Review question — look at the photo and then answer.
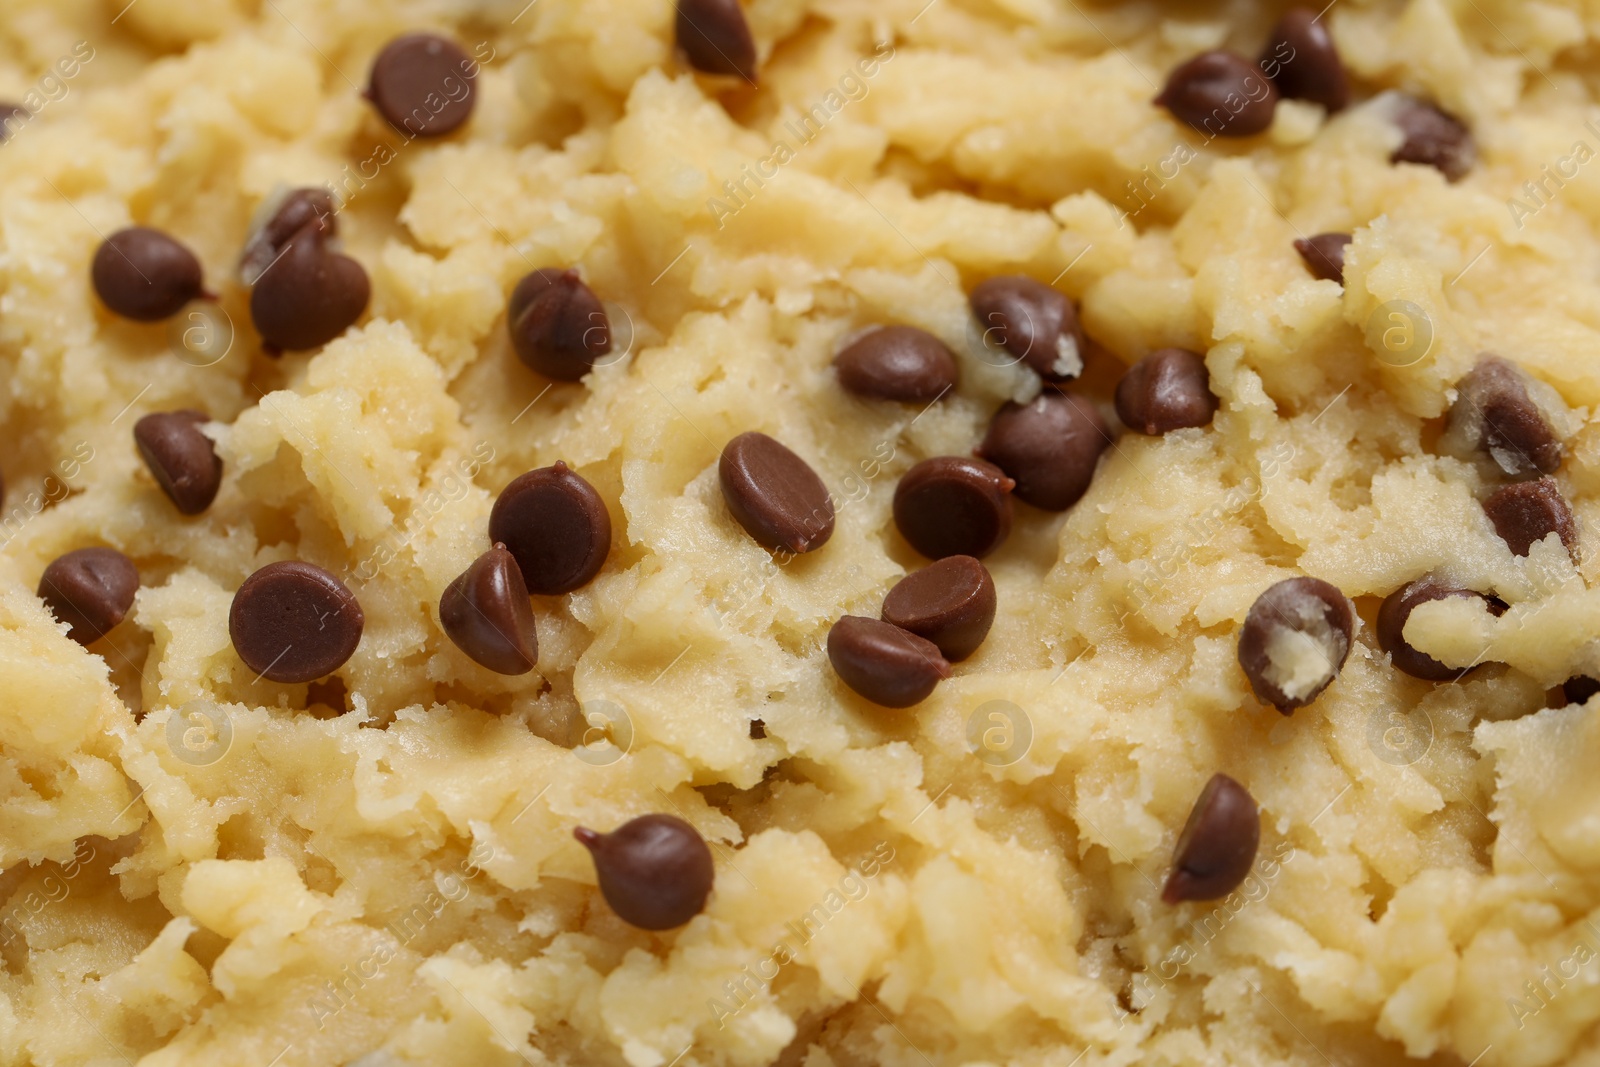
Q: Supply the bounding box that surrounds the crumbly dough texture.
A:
[3,0,1600,1065]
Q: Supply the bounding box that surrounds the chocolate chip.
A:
[91,228,206,322]
[134,410,223,516]
[440,544,538,675]
[366,33,477,137]
[1376,577,1502,682]
[827,615,950,708]
[1563,676,1600,706]
[1114,349,1218,437]
[1155,51,1279,138]
[38,548,139,645]
[508,269,612,382]
[718,432,834,554]
[835,326,958,404]
[1260,7,1349,112]
[1483,477,1577,558]
[574,814,715,930]
[969,276,1086,382]
[1390,97,1475,182]
[249,222,369,353]
[1237,577,1354,714]
[240,187,336,283]
[229,561,363,683]
[978,392,1108,511]
[881,555,996,662]
[893,457,1014,560]
[488,462,612,595]
[1294,233,1352,283]
[1446,356,1565,477]
[749,718,766,739]
[1162,774,1260,904]
[675,0,758,82]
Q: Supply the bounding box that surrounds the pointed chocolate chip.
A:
[1114,349,1218,437]
[92,228,206,322]
[440,545,539,675]
[367,33,478,137]
[1237,577,1354,714]
[1483,477,1577,559]
[718,432,834,554]
[969,276,1086,382]
[39,547,139,645]
[1294,233,1352,283]
[835,326,958,404]
[240,187,336,283]
[508,269,612,382]
[229,561,363,683]
[881,555,996,662]
[1563,676,1600,706]
[675,0,758,82]
[978,392,1108,512]
[1260,7,1349,112]
[1376,577,1503,682]
[249,223,369,352]
[1447,356,1565,477]
[1155,51,1279,138]
[827,615,950,708]
[488,462,612,595]
[1390,97,1475,182]
[574,814,715,930]
[1162,774,1260,904]
[894,456,1013,560]
[134,410,222,516]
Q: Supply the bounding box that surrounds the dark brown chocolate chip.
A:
[1260,7,1349,112]
[675,0,758,82]
[749,718,766,739]
[881,555,996,662]
[38,547,139,645]
[1563,676,1600,706]
[1294,233,1352,283]
[1114,349,1218,437]
[488,462,612,595]
[1448,356,1564,477]
[249,223,369,352]
[718,432,834,554]
[229,561,364,683]
[894,456,1014,560]
[1237,577,1354,714]
[969,276,1086,382]
[240,187,336,282]
[978,392,1108,511]
[1162,774,1260,904]
[835,326,958,404]
[134,410,222,516]
[574,814,715,930]
[91,228,206,322]
[1377,577,1502,682]
[827,615,950,708]
[1390,97,1475,182]
[1483,477,1577,558]
[440,544,538,675]
[1155,51,1280,138]
[367,33,478,138]
[508,269,612,382]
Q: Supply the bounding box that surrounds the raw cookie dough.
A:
[1,1,1599,1065]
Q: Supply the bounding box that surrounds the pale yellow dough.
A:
[3,0,1600,1064]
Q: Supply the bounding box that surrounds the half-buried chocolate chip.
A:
[1237,577,1354,714]
[1260,7,1349,112]
[881,555,996,662]
[488,462,612,595]
[240,187,336,283]
[134,410,222,516]
[574,814,715,930]
[1115,349,1218,436]
[1162,774,1260,904]
[1444,356,1567,478]
[835,326,958,404]
[440,544,539,675]
[827,615,950,708]
[1294,233,1352,284]
[719,432,834,554]
[1483,477,1577,559]
[894,457,1014,560]
[1376,577,1503,682]
[1564,676,1600,706]
[1155,51,1279,138]
[367,33,478,137]
[978,392,1108,511]
[508,269,612,382]
[249,222,370,352]
[1390,96,1475,182]
[39,547,139,645]
[675,0,758,82]
[229,561,363,683]
[969,276,1086,382]
[92,228,206,322]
